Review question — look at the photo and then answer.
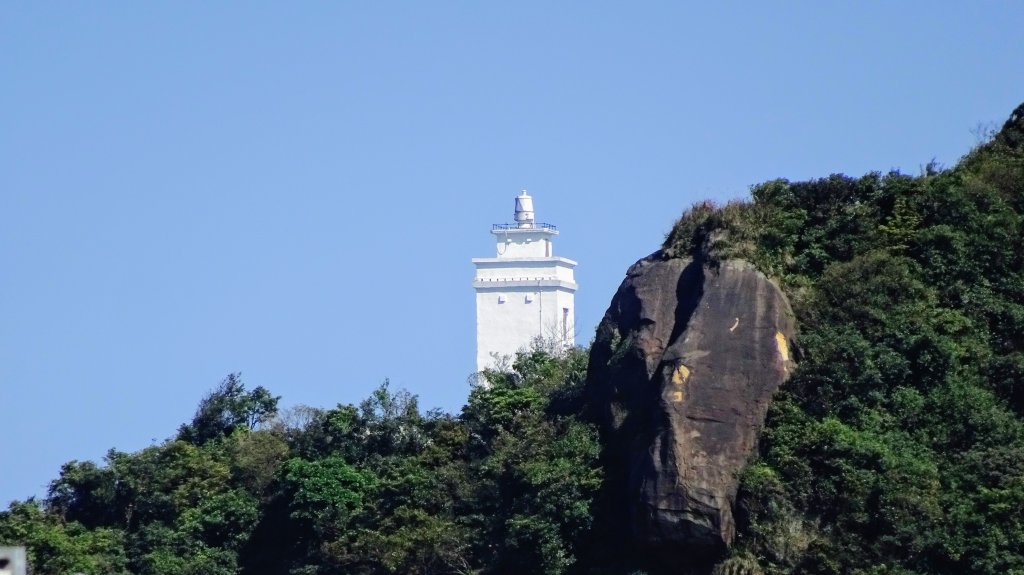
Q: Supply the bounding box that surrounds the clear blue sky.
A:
[2,2,1021,505]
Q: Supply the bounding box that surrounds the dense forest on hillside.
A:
[0,352,600,575]
[661,103,1024,575]
[4,103,1024,575]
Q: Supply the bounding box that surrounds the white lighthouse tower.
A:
[472,191,578,372]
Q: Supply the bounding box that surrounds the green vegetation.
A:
[4,103,1024,574]
[1,348,599,575]
[665,103,1024,574]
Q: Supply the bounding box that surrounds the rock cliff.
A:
[586,253,795,559]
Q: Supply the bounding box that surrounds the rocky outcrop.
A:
[586,253,795,559]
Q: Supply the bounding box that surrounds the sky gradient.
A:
[2,2,1022,505]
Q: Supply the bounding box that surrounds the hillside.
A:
[3,102,1024,575]
[650,102,1024,575]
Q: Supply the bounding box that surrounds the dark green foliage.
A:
[0,500,128,575]
[1,347,597,575]
[178,373,280,446]
[464,349,601,575]
[659,104,1024,574]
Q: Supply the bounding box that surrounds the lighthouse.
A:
[472,191,578,372]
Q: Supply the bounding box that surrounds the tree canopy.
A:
[1,349,599,575]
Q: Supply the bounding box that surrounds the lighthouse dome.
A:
[514,191,535,227]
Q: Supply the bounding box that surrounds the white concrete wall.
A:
[472,258,577,282]
[491,229,556,258]
[475,285,576,372]
[555,289,576,347]
[496,237,548,258]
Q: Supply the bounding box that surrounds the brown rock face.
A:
[586,254,795,557]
